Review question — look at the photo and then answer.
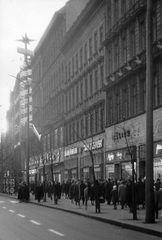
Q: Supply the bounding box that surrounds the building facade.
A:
[103,0,162,180]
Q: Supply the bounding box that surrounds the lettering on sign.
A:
[156,144,162,154]
[107,153,114,161]
[84,139,103,151]
[65,148,78,157]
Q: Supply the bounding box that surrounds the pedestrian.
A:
[18,183,23,203]
[80,180,86,205]
[158,184,162,217]
[35,182,43,203]
[84,183,89,210]
[47,182,53,200]
[111,185,118,209]
[105,178,113,205]
[154,186,159,219]
[118,180,128,209]
[69,180,75,203]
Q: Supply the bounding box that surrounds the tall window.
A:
[139,18,146,50]
[73,122,75,142]
[107,4,111,29]
[131,82,137,115]
[153,9,157,43]
[140,78,146,111]
[84,43,87,63]
[77,121,79,140]
[69,91,71,110]
[94,32,98,52]
[72,87,75,108]
[76,53,78,72]
[90,112,93,135]
[85,115,88,136]
[89,37,92,58]
[80,47,83,68]
[72,57,74,75]
[108,47,112,74]
[130,28,136,58]
[154,72,160,107]
[121,0,126,15]
[116,91,120,121]
[85,77,88,98]
[65,65,68,81]
[95,110,98,133]
[109,94,113,124]
[95,69,98,91]
[90,73,93,95]
[68,61,71,79]
[114,0,119,22]
[81,119,84,138]
[100,65,104,86]
[122,34,127,64]
[114,41,119,69]
[76,84,79,104]
[122,86,128,119]
[100,107,104,131]
[80,80,83,102]
[100,26,103,45]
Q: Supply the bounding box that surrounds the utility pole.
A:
[145,0,154,223]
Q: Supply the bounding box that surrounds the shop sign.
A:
[155,142,162,156]
[106,148,135,162]
[84,139,103,151]
[107,153,115,161]
[65,147,78,157]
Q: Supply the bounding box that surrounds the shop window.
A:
[114,0,119,23]
[107,3,111,30]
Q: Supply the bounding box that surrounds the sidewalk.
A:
[1,193,162,237]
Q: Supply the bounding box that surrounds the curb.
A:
[1,194,162,237]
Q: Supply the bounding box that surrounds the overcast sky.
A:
[0,0,68,124]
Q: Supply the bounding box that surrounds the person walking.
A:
[118,180,128,209]
[84,183,89,210]
[158,184,162,217]
[111,185,118,209]
[154,185,159,219]
[35,182,43,203]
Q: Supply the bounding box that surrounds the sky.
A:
[0,0,68,130]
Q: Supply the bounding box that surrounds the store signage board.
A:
[17,47,34,56]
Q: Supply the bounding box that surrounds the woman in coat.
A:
[118,180,128,209]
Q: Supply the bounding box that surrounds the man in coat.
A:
[118,180,128,209]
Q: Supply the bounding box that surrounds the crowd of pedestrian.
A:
[17,176,162,219]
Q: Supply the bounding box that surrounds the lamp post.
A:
[16,33,35,187]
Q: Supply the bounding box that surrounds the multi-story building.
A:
[62,0,106,181]
[32,0,89,182]
[103,0,162,180]
[5,61,33,183]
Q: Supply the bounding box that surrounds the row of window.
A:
[107,0,140,29]
[65,63,104,113]
[106,8,160,76]
[107,63,162,124]
[65,104,105,145]
[65,24,104,81]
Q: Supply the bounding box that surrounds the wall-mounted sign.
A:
[84,139,103,152]
[155,142,162,156]
[64,147,78,157]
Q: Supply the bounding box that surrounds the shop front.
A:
[80,139,104,181]
[80,153,104,182]
[105,148,136,181]
[139,142,162,180]
[64,146,79,181]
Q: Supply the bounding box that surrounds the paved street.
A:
[0,194,162,240]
